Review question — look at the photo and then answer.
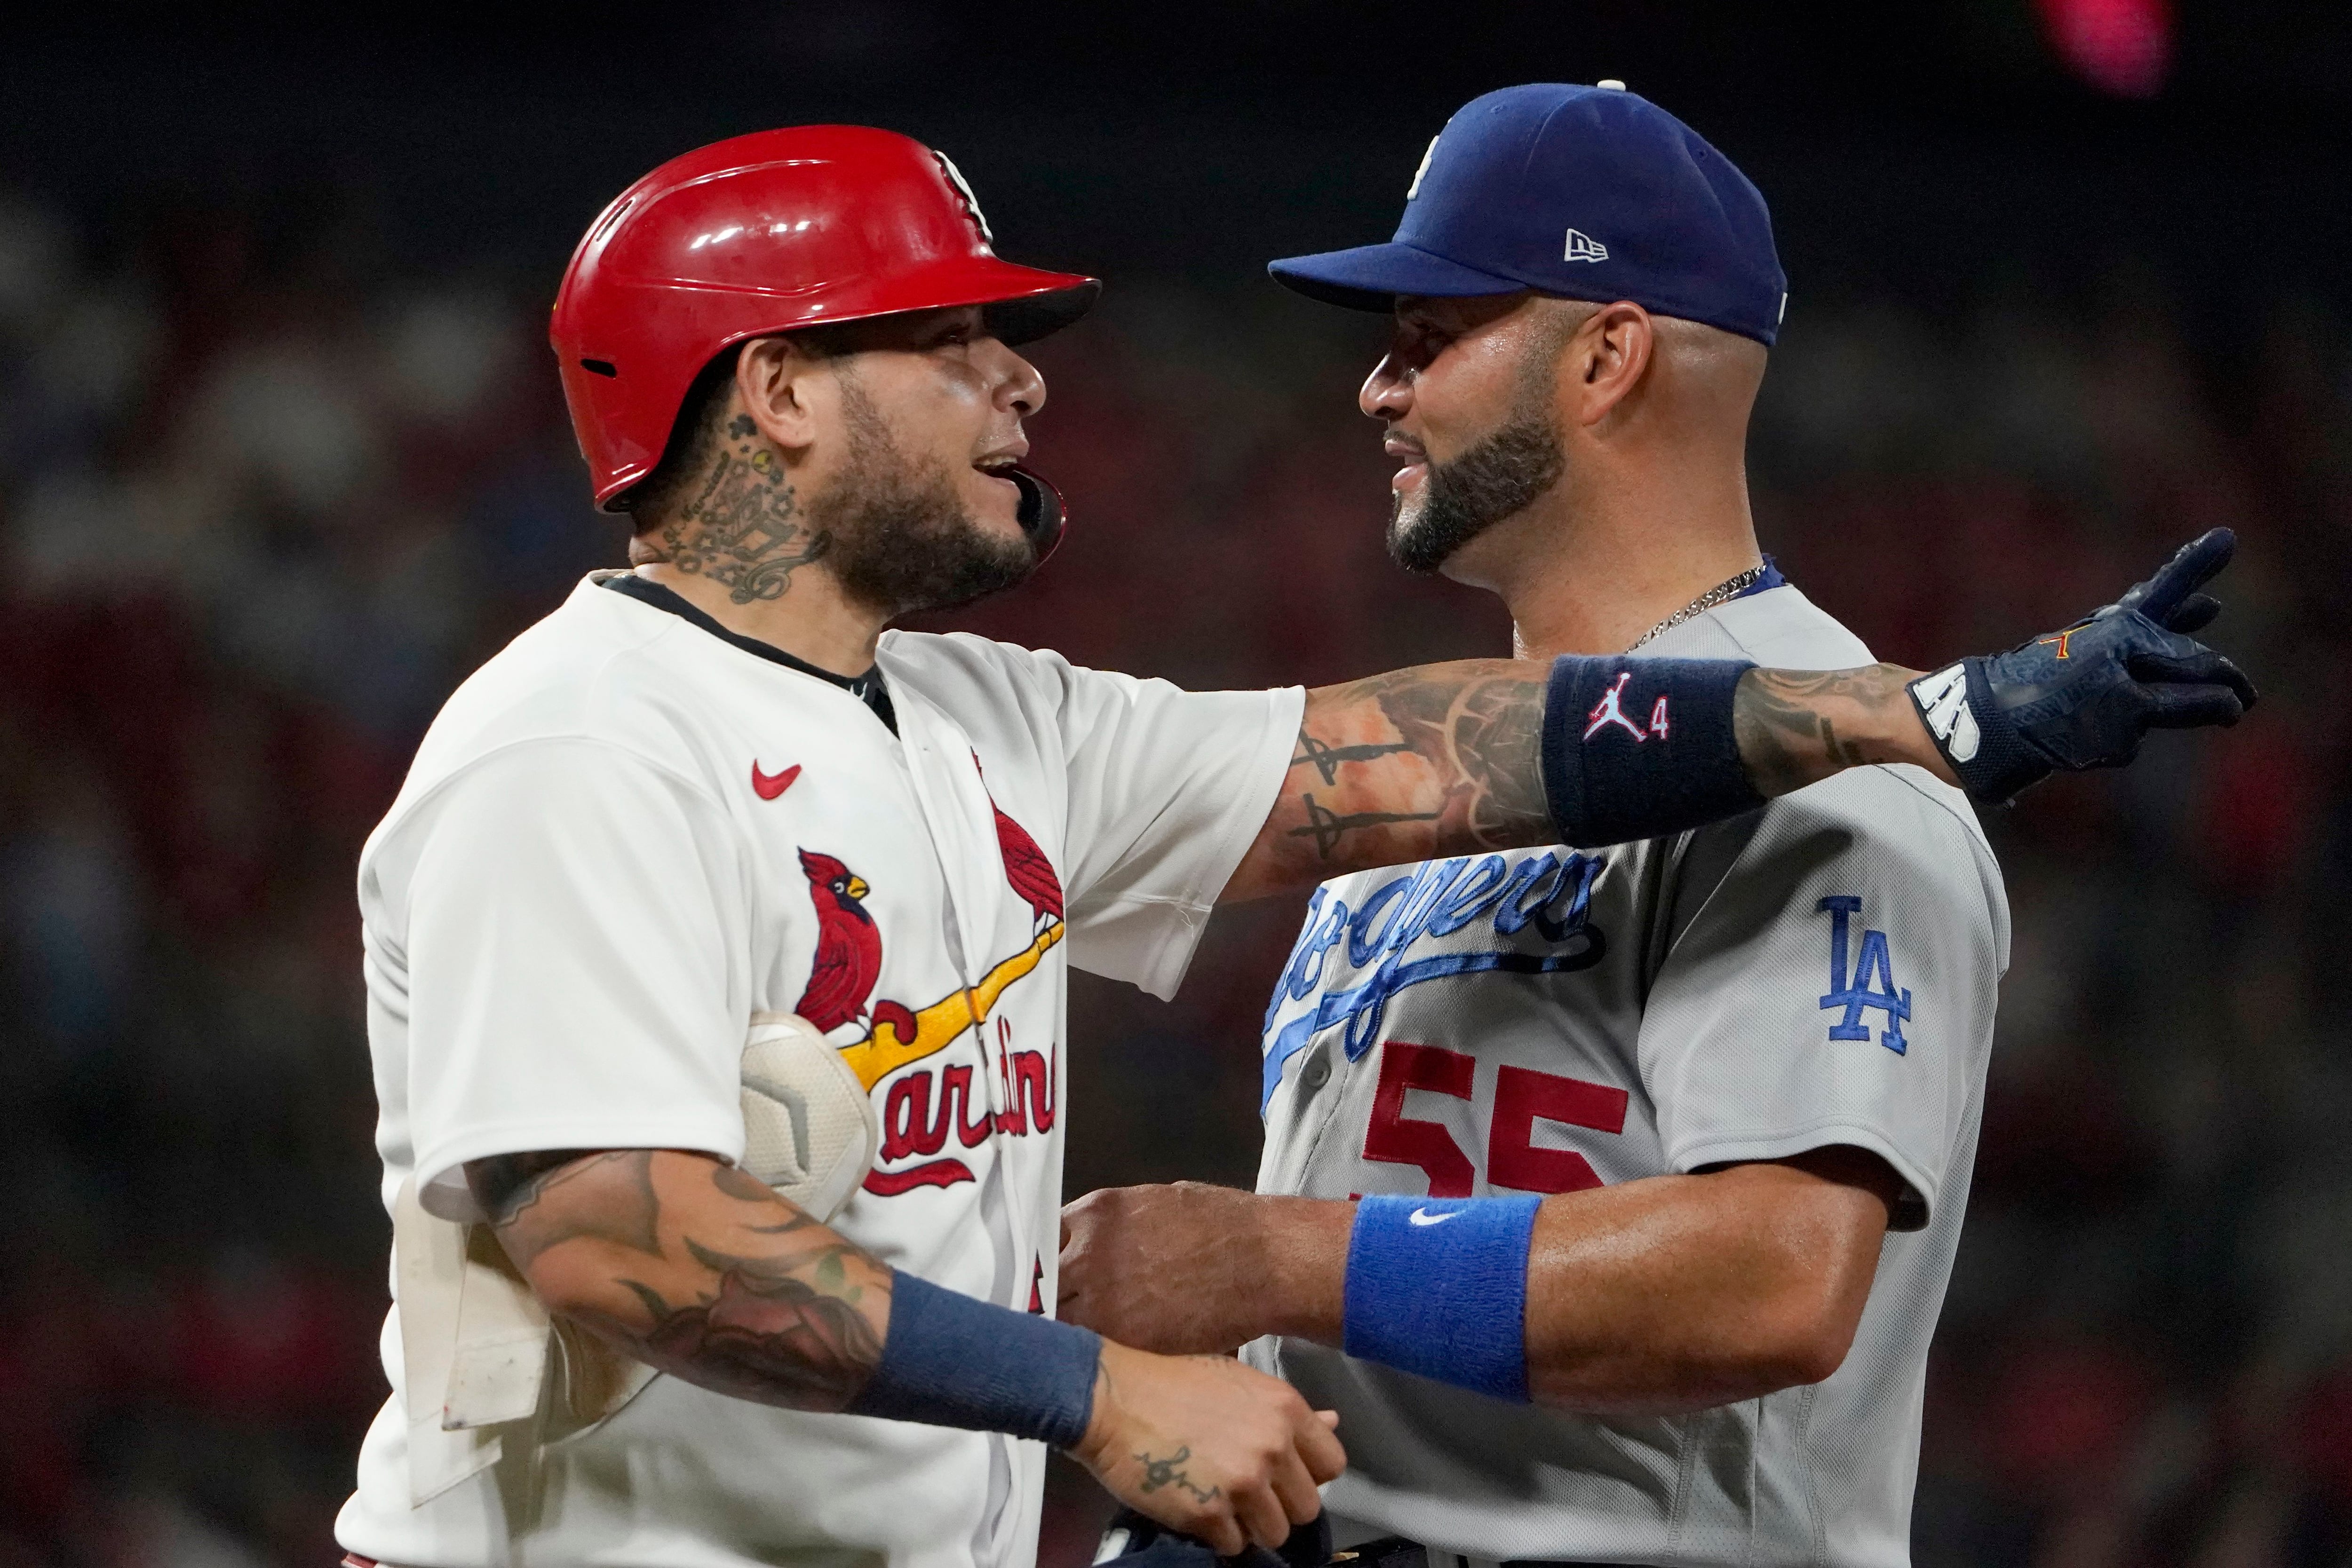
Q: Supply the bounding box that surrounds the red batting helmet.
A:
[550,125,1099,512]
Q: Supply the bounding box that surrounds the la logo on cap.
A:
[1406,134,1441,199]
[1564,229,1609,262]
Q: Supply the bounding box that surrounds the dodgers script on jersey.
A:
[339,575,1300,1568]
[1247,585,2010,1568]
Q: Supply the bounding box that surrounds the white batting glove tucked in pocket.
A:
[738,1011,881,1221]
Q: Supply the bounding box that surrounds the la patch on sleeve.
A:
[1818,895,1911,1054]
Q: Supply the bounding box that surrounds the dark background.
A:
[0,3,2347,1565]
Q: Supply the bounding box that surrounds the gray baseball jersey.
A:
[1244,584,2009,1568]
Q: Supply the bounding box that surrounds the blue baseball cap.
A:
[1269,83,1788,347]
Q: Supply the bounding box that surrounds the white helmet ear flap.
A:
[739,1013,880,1221]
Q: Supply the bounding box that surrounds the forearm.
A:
[472,1148,895,1412]
[1224,657,1945,900]
[1076,1161,1889,1414]
[1517,1161,1889,1413]
[1730,664,1943,796]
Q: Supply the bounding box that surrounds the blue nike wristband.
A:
[1343,1194,1540,1402]
[847,1270,1099,1448]
[1541,656,1763,847]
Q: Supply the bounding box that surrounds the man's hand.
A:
[1060,1184,1344,1357]
[1071,1342,1344,1557]
[1902,528,2257,804]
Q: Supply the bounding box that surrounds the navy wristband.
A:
[847,1270,1100,1448]
[1540,656,1764,847]
[1343,1194,1539,1402]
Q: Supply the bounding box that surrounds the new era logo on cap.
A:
[1563,229,1608,262]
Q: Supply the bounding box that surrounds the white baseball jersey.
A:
[1246,585,2009,1568]
[337,573,1301,1568]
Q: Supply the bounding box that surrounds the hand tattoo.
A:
[662,414,830,603]
[1133,1444,1220,1504]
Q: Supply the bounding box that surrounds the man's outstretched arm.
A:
[1223,658,1931,900]
[1222,528,2254,900]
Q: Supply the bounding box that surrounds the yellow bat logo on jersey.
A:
[837,920,1064,1093]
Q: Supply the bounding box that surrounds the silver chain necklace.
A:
[1627,563,1768,650]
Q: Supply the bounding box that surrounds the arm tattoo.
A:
[468,1149,663,1270]
[477,1149,892,1414]
[661,414,830,603]
[607,1231,886,1410]
[1369,669,1549,847]
[1242,661,1549,892]
[1233,656,1932,898]
[1732,665,1912,796]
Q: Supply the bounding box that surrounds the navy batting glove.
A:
[1908,530,2258,806]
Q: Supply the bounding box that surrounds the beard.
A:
[817,381,1039,618]
[1386,408,1566,576]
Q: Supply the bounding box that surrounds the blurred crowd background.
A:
[0,3,2348,1566]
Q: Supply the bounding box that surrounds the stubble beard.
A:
[818,378,1039,618]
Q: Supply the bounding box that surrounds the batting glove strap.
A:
[846,1269,1099,1449]
[1540,656,1764,849]
[1343,1195,1540,1403]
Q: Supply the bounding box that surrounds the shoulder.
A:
[1684,765,2009,966]
[369,581,726,846]
[1704,583,1876,670]
[880,628,1137,705]
[879,629,1184,751]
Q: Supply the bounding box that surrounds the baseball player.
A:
[335,124,2251,1568]
[1059,84,2254,1568]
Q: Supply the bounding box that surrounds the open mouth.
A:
[1384,437,1429,493]
[973,453,1024,493]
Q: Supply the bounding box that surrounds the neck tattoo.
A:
[1627,564,1768,651]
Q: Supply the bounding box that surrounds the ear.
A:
[1565,302,1655,428]
[735,336,830,458]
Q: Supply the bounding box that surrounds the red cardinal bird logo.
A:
[978,774,1062,928]
[795,848,884,1033]
[992,800,1063,927]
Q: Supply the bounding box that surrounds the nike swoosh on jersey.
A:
[752,762,803,800]
[1408,1207,1462,1227]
